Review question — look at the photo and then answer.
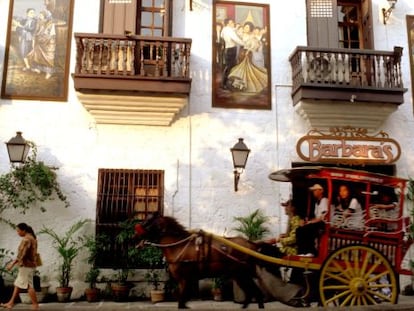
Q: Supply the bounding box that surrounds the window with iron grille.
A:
[96,168,164,268]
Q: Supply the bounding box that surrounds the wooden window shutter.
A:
[307,0,339,48]
[101,0,138,34]
[361,0,373,49]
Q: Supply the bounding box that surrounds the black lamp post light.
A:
[230,138,250,192]
[6,131,31,164]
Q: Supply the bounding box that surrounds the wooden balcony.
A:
[289,46,407,131]
[72,33,192,126]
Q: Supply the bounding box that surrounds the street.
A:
[5,294,414,310]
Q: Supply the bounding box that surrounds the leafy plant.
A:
[84,233,110,265]
[211,277,225,290]
[0,248,15,280]
[145,269,161,290]
[83,233,109,288]
[113,218,164,287]
[141,246,164,290]
[138,245,164,268]
[109,218,142,285]
[115,218,140,268]
[112,268,130,285]
[39,219,89,288]
[0,142,69,225]
[233,209,270,240]
[85,267,100,289]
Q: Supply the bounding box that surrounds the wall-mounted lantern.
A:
[6,131,30,163]
[230,138,250,192]
[382,0,397,24]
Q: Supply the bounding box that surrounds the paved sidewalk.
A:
[4,295,414,310]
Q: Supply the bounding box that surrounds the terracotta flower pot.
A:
[56,287,73,302]
[150,289,164,303]
[85,287,100,302]
[111,283,129,302]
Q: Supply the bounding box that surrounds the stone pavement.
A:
[5,295,414,310]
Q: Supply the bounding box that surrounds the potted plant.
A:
[233,209,270,241]
[211,277,225,301]
[39,219,89,302]
[145,269,164,303]
[232,209,270,302]
[142,245,165,303]
[111,268,134,302]
[109,218,141,302]
[84,267,100,302]
[83,233,109,302]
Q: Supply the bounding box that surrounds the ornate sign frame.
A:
[296,127,401,165]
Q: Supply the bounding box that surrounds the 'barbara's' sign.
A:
[296,127,401,164]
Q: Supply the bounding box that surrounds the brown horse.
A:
[134,213,265,309]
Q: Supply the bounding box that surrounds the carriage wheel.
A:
[319,244,398,307]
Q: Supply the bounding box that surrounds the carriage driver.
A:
[296,184,328,256]
[262,199,302,256]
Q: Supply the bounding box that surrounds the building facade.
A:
[0,0,414,295]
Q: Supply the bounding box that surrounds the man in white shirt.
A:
[296,184,328,256]
[220,18,244,89]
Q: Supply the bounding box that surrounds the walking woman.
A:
[1,223,39,310]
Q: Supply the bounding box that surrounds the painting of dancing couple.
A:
[1,0,74,101]
[213,1,271,109]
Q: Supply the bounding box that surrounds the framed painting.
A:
[1,0,74,101]
[407,15,414,106]
[212,1,271,109]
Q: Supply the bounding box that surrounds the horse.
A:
[134,213,266,309]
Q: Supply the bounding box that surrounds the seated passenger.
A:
[336,184,362,215]
[261,199,302,256]
[370,192,398,212]
[369,192,398,231]
[335,184,364,229]
[296,184,328,256]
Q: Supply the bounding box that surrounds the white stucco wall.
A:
[0,0,413,294]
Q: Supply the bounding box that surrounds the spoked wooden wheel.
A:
[319,244,398,307]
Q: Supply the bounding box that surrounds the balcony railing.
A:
[288,46,407,131]
[73,33,192,97]
[289,46,405,105]
[74,33,191,78]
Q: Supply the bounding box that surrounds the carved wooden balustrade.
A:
[288,46,406,131]
[74,33,192,79]
[289,46,404,97]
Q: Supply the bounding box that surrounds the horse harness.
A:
[145,230,250,270]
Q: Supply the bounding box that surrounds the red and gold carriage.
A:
[216,166,413,306]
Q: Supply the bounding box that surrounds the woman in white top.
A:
[336,184,362,215]
[335,184,363,229]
